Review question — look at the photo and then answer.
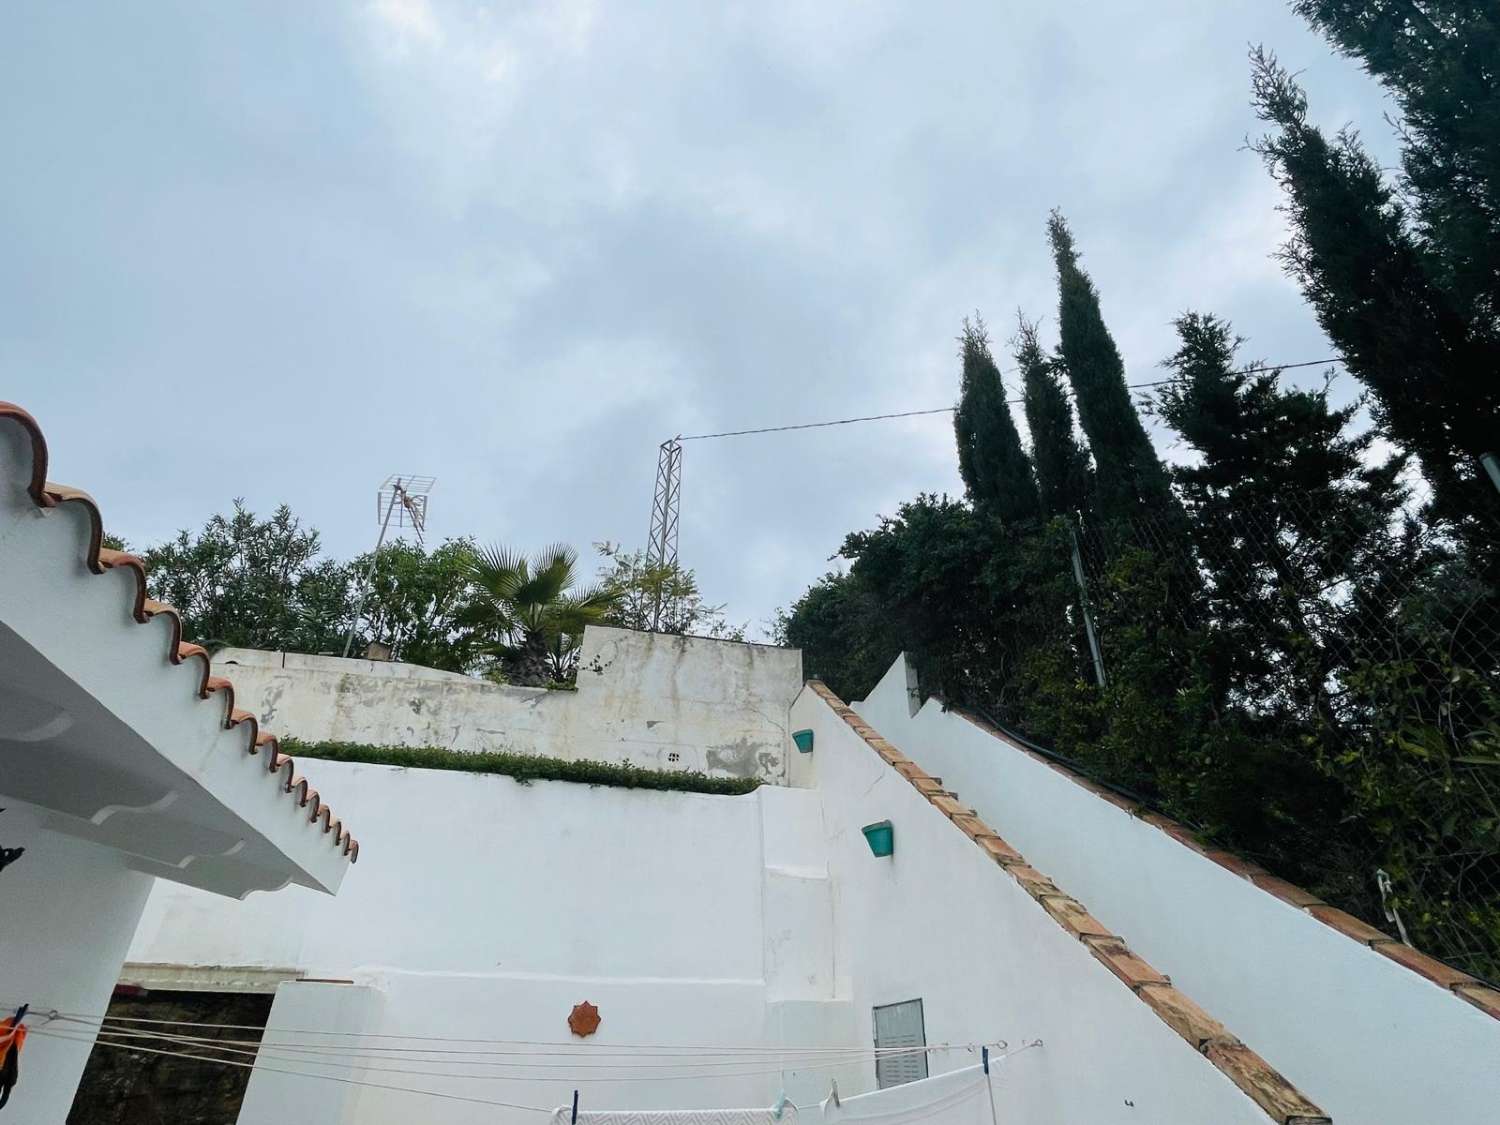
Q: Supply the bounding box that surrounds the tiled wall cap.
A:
[1204,1041,1333,1124]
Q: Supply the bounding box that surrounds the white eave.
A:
[0,404,356,899]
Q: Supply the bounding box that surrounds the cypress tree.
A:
[1251,47,1500,533]
[1014,316,1090,519]
[954,315,1041,524]
[1047,212,1174,522]
[1291,1,1500,324]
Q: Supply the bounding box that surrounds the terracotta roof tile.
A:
[1453,983,1500,1019]
[1083,936,1171,991]
[1038,893,1117,941]
[805,678,1330,1123]
[1369,940,1476,990]
[0,402,357,864]
[1304,905,1390,946]
[1136,983,1231,1052]
[1204,1041,1332,1124]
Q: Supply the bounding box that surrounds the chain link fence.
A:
[1064,493,1500,981]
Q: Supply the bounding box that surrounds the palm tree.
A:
[457,543,616,686]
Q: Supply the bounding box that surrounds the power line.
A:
[677,357,1344,442]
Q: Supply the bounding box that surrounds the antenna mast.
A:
[343,473,435,659]
[645,438,683,630]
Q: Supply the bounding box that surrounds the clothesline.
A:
[55,1023,975,1085]
[9,1002,1002,1058]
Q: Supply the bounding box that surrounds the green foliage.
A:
[457,542,617,686]
[141,500,353,653]
[1291,1,1500,328]
[595,543,747,640]
[953,316,1040,523]
[1250,46,1500,536]
[1047,211,1174,522]
[1015,316,1090,519]
[282,738,761,796]
[346,538,477,672]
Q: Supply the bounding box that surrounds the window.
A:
[872,998,928,1089]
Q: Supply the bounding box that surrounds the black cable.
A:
[677,358,1344,442]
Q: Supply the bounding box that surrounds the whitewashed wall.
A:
[791,685,1279,1125]
[853,654,1500,1125]
[0,804,153,1125]
[129,763,861,1124]
[215,627,802,783]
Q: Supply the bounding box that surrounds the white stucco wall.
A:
[215,627,802,783]
[0,804,153,1125]
[853,654,1500,1125]
[129,763,860,1123]
[791,686,1277,1125]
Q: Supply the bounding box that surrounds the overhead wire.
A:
[675,357,1344,441]
[28,1027,557,1115]
[51,1020,971,1079]
[26,1005,990,1056]
[60,1026,957,1086]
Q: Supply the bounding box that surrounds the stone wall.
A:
[68,990,272,1125]
[214,626,804,783]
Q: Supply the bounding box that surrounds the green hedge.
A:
[281,738,762,796]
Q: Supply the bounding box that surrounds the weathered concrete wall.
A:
[215,627,803,782]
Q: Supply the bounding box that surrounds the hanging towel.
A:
[821,1065,990,1125]
[552,1108,790,1125]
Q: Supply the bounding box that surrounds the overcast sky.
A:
[2,2,1402,638]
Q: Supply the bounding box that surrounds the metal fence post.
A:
[1069,519,1108,688]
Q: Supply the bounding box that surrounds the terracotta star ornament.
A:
[568,1001,601,1037]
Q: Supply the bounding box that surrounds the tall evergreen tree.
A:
[1155,312,1407,720]
[1014,316,1091,519]
[1251,47,1500,533]
[1047,212,1174,522]
[1292,0,1500,325]
[953,316,1041,524]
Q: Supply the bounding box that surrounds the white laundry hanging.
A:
[820,1065,993,1125]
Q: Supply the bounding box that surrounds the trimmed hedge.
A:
[281,738,762,796]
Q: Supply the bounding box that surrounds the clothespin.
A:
[570,1089,579,1125]
[772,1090,789,1120]
[829,1079,841,1108]
[982,1045,989,1074]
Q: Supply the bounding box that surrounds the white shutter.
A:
[872,999,928,1089]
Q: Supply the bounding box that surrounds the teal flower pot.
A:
[792,729,815,754]
[862,820,895,858]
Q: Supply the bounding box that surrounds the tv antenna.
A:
[342,474,436,658]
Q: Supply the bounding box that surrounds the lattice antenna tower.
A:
[342,474,436,658]
[645,439,683,630]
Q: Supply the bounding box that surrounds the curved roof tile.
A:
[0,401,357,862]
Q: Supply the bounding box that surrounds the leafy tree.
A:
[774,570,891,701]
[595,543,746,640]
[953,316,1040,523]
[345,538,477,671]
[1015,316,1091,519]
[1250,46,1500,535]
[1047,211,1175,522]
[457,543,616,686]
[141,500,353,653]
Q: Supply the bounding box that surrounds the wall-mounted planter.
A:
[792,729,815,754]
[862,820,895,858]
